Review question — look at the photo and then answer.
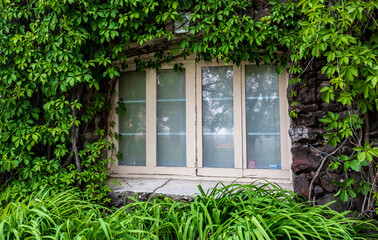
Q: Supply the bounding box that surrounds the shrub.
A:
[0,182,376,239]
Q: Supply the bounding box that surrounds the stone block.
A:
[320,173,343,192]
[298,86,316,104]
[291,144,322,173]
[296,103,319,114]
[317,193,350,212]
[293,173,310,199]
[289,126,318,143]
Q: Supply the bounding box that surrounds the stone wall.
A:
[287,60,378,212]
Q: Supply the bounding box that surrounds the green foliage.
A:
[0,0,302,202]
[0,0,376,211]
[288,0,378,207]
[1,183,376,239]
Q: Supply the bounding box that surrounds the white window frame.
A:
[110,57,291,182]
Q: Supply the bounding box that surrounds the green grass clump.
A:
[0,181,376,239]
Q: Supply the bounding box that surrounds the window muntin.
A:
[113,60,290,180]
[245,65,281,169]
[157,69,186,167]
[118,71,146,166]
[202,66,234,168]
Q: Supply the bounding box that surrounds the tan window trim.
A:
[109,58,292,182]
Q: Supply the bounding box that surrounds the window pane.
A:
[157,69,186,167]
[118,71,146,166]
[202,66,234,168]
[119,135,146,166]
[245,65,281,169]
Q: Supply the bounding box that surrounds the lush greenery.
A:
[288,0,378,213]
[0,0,377,212]
[1,182,376,239]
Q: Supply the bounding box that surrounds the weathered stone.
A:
[298,113,317,127]
[243,7,255,19]
[255,8,270,21]
[353,193,365,213]
[291,144,322,173]
[321,102,345,113]
[340,145,354,156]
[252,0,267,9]
[317,193,350,212]
[314,110,325,119]
[310,61,326,72]
[317,144,335,153]
[108,191,127,207]
[289,126,318,143]
[316,71,328,80]
[298,86,316,104]
[109,191,195,207]
[293,173,310,199]
[306,78,317,86]
[296,103,319,114]
[314,185,325,197]
[320,173,343,192]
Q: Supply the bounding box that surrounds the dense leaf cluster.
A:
[1,183,376,239]
[0,0,300,202]
[0,0,377,212]
[288,0,378,213]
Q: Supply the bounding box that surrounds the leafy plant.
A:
[1,183,376,239]
[288,0,378,213]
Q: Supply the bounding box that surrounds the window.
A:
[111,59,291,181]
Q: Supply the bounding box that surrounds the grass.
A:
[0,181,376,239]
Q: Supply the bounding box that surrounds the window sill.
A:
[108,175,293,196]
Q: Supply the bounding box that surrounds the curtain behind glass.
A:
[202,66,234,168]
[157,69,186,167]
[245,65,281,169]
[118,71,146,166]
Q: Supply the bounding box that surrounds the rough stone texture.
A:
[291,144,322,174]
[293,173,310,199]
[319,173,343,193]
[314,185,325,198]
[317,193,351,212]
[109,191,194,208]
[288,59,377,212]
[298,86,316,105]
[289,126,311,142]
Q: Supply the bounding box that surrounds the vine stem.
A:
[364,112,377,217]
[308,139,348,206]
[71,85,83,173]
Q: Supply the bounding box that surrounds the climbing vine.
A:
[0,0,377,214]
[287,0,378,217]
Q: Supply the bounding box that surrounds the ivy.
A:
[0,0,377,213]
[290,0,378,214]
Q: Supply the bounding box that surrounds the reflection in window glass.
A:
[245,65,281,169]
[202,66,234,168]
[157,69,186,167]
[118,71,146,166]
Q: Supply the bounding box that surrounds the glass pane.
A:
[119,71,146,100]
[202,66,234,168]
[157,69,186,167]
[118,135,146,166]
[119,103,145,133]
[157,135,186,167]
[118,71,146,166]
[245,65,281,169]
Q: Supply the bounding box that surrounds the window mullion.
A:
[185,63,196,169]
[146,69,157,167]
[279,71,291,170]
[233,65,243,169]
[196,64,203,168]
[241,64,247,174]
